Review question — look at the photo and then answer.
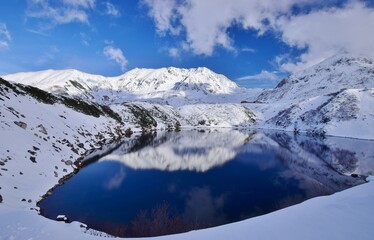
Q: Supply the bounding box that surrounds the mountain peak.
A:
[258,53,374,102]
[313,53,373,70]
[2,66,241,105]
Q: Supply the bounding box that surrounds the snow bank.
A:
[1,177,373,240]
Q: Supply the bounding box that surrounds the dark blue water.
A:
[39,130,372,237]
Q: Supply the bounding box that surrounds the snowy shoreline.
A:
[1,173,373,240]
[1,128,373,239]
[1,53,373,239]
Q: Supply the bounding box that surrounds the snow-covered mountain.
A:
[2,53,373,138]
[249,54,374,139]
[1,53,374,240]
[257,53,374,102]
[3,67,245,106]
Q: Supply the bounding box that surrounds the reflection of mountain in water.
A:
[39,130,374,238]
[245,132,371,198]
[102,130,250,172]
[103,130,373,194]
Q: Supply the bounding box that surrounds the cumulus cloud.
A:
[104,1,120,17]
[142,0,180,35]
[143,0,310,55]
[0,22,11,50]
[26,0,96,25]
[237,70,279,81]
[276,2,374,72]
[103,45,128,72]
[144,0,374,72]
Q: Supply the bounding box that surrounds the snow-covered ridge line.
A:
[248,53,374,140]
[2,53,374,140]
[2,67,244,106]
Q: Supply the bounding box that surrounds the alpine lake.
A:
[39,129,374,238]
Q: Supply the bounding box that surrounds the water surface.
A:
[40,130,374,237]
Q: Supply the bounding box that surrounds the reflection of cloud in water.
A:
[104,166,126,190]
[102,130,249,172]
[182,187,226,226]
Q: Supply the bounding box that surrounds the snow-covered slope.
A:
[0,78,128,210]
[2,69,109,101]
[2,128,372,240]
[2,67,246,106]
[1,176,374,240]
[2,53,373,139]
[257,53,374,102]
[1,51,374,240]
[250,54,374,139]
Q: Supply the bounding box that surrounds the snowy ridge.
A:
[3,53,373,139]
[250,54,374,139]
[258,53,374,102]
[3,67,244,106]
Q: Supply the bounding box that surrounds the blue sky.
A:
[0,0,373,88]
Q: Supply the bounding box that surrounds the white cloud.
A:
[104,2,120,17]
[237,70,279,81]
[168,47,180,58]
[104,39,114,45]
[0,22,11,50]
[142,0,180,35]
[27,28,50,36]
[103,45,128,72]
[62,0,95,9]
[276,2,374,72]
[241,47,256,53]
[26,0,95,25]
[35,46,60,66]
[143,0,310,55]
[80,32,90,46]
[144,0,374,72]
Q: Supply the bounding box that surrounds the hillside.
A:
[257,53,374,102]
[0,78,126,210]
[0,53,373,240]
[2,53,373,139]
[249,54,374,139]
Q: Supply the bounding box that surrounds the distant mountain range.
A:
[0,53,373,235]
[1,53,373,138]
[3,67,247,106]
